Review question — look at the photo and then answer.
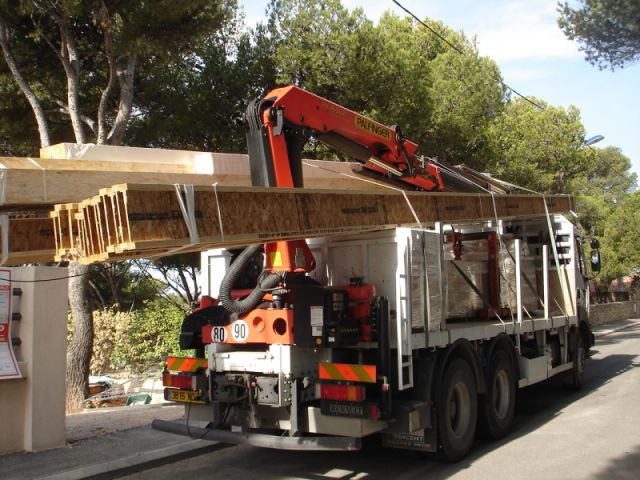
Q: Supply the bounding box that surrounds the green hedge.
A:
[90,300,193,374]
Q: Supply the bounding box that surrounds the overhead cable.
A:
[391,0,546,111]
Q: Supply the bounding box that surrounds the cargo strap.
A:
[148,184,200,260]
[449,260,494,310]
[212,182,225,241]
[174,184,199,244]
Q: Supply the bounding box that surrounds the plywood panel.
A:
[3,181,574,266]
[0,210,56,265]
[51,183,573,264]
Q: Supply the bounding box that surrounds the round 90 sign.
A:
[231,320,249,342]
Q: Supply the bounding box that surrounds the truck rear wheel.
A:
[565,328,586,390]
[478,349,515,440]
[437,358,478,462]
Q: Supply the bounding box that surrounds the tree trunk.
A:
[66,261,93,412]
[96,1,117,144]
[105,264,122,309]
[0,15,51,147]
[66,69,85,144]
[54,14,86,144]
[177,268,194,305]
[107,54,137,145]
[37,9,92,142]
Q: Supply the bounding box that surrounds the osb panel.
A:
[50,183,573,263]
[122,185,571,246]
[5,217,56,254]
[124,190,192,243]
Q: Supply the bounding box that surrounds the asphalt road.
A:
[122,324,640,480]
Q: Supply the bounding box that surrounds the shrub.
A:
[90,299,192,374]
[91,308,128,374]
[112,300,192,373]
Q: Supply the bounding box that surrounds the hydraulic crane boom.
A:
[244,85,449,275]
[246,85,444,191]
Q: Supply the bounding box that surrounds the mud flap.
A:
[382,427,437,452]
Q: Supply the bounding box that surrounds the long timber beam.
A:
[51,183,574,265]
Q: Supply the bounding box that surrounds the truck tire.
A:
[478,349,516,440]
[565,328,586,390]
[437,358,478,462]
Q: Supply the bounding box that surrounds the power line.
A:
[0,264,110,283]
[391,0,546,111]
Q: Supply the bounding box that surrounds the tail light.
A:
[163,373,196,390]
[320,383,366,402]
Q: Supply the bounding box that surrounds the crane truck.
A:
[154,85,598,461]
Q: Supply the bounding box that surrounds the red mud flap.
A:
[152,419,361,451]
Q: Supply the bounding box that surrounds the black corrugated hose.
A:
[219,244,281,314]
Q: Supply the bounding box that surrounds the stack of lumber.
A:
[50,182,575,265]
[0,152,374,207]
[0,144,374,265]
[1,142,576,265]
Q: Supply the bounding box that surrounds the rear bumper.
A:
[152,419,361,451]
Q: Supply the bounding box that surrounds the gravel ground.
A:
[66,404,184,442]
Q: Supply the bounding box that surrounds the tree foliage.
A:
[88,262,160,311]
[486,97,588,193]
[0,0,234,147]
[265,0,505,166]
[601,190,640,281]
[135,253,202,307]
[128,18,275,152]
[486,98,637,237]
[0,0,234,410]
[558,0,640,70]
[111,300,188,373]
[568,146,636,235]
[89,301,189,374]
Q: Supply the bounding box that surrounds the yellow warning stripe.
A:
[318,362,376,383]
[166,357,207,372]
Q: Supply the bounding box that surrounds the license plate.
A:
[165,388,205,404]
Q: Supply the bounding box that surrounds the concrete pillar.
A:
[0,267,68,453]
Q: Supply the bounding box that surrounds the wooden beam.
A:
[0,155,376,207]
[0,210,57,265]
[52,183,574,264]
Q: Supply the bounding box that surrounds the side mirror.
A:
[591,249,601,272]
[590,238,600,249]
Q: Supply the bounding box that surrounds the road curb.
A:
[38,438,225,480]
[594,319,640,338]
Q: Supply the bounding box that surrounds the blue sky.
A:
[240,0,640,177]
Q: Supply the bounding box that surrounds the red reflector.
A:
[320,384,365,402]
[162,373,195,389]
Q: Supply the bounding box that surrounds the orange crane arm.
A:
[245,85,444,191]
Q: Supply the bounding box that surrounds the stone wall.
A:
[589,301,638,327]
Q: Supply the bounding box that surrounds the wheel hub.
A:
[492,369,510,420]
[449,381,471,438]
